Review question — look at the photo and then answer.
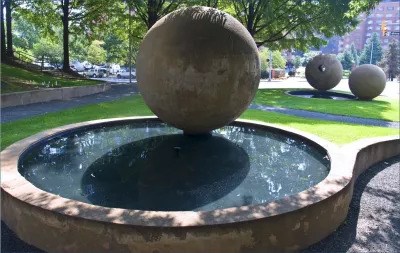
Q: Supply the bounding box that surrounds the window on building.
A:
[376,14,383,17]
[368,26,373,30]
[378,7,384,11]
[367,33,371,37]
[376,26,381,30]
[367,20,373,24]
[387,26,392,30]
[386,14,393,17]
[387,7,394,11]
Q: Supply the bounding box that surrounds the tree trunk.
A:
[5,0,13,57]
[62,0,70,71]
[246,2,255,37]
[147,0,158,30]
[1,0,7,60]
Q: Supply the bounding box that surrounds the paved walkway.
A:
[249,104,400,129]
[2,156,399,253]
[1,83,138,123]
[1,80,399,127]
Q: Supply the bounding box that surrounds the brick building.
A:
[338,0,399,52]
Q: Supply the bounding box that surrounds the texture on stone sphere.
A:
[305,54,343,91]
[137,6,260,134]
[349,64,386,100]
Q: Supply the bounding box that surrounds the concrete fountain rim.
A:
[1,116,397,228]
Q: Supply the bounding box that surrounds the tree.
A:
[4,0,14,57]
[12,13,41,50]
[338,50,354,70]
[301,51,320,66]
[379,40,399,81]
[350,43,359,67]
[87,40,106,65]
[1,0,6,59]
[359,33,382,65]
[294,56,302,69]
[26,0,117,72]
[32,37,62,68]
[228,0,380,50]
[130,0,184,30]
[259,47,286,71]
[70,34,90,62]
[103,34,128,65]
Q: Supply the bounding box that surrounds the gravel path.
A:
[302,155,400,253]
[249,104,400,129]
[2,156,399,253]
[1,83,138,123]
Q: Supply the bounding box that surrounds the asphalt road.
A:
[2,156,399,253]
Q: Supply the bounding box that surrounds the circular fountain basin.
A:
[18,119,329,212]
[2,117,398,253]
[286,90,356,100]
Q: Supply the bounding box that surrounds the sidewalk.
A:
[1,79,399,124]
[1,83,138,123]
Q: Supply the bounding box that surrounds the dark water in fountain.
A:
[287,90,356,100]
[18,120,330,211]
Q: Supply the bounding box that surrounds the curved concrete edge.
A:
[1,117,399,253]
[0,83,111,108]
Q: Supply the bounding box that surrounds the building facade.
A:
[337,0,399,52]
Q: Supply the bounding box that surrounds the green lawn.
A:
[1,63,101,93]
[255,89,400,122]
[1,95,398,150]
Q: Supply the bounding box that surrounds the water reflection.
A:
[18,121,330,211]
[81,134,250,211]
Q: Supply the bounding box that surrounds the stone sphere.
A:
[305,54,343,91]
[137,6,260,134]
[349,64,386,100]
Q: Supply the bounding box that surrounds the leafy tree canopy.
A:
[87,40,106,65]
[259,47,287,70]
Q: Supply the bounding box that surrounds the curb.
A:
[0,83,111,108]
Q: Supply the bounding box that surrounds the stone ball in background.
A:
[136,6,260,134]
[349,64,386,100]
[305,54,343,91]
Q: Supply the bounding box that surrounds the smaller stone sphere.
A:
[349,64,386,100]
[305,54,343,91]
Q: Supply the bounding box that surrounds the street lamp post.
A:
[369,39,374,64]
[268,50,272,82]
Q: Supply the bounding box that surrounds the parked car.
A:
[117,69,136,79]
[83,68,108,78]
[70,60,85,71]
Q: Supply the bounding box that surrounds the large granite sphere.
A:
[349,64,386,100]
[305,54,343,91]
[137,6,260,134]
